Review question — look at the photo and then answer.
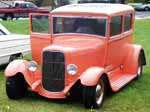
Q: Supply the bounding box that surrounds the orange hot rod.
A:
[5,4,146,109]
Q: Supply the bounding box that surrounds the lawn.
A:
[0,19,150,112]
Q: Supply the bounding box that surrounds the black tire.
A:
[9,54,23,62]
[82,76,107,109]
[2,16,7,21]
[3,13,14,21]
[68,81,83,101]
[136,53,143,79]
[9,55,17,62]
[6,75,28,99]
[145,7,149,11]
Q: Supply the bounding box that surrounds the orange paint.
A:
[5,4,145,99]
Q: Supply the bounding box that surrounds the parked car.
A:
[0,1,49,20]
[5,4,146,109]
[135,3,150,11]
[0,23,30,65]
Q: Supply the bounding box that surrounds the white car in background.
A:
[135,3,150,11]
[0,23,30,65]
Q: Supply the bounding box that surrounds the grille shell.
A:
[42,51,65,92]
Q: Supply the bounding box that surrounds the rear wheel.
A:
[136,53,143,78]
[82,76,106,109]
[145,7,149,11]
[9,54,23,62]
[3,13,14,21]
[6,75,28,99]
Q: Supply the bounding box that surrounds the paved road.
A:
[135,11,150,19]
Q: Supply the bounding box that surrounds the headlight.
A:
[28,61,38,72]
[67,64,78,76]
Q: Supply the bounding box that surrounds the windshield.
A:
[53,16,107,37]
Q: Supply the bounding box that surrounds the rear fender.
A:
[123,45,146,74]
[140,49,146,65]
[80,67,105,86]
[5,60,40,87]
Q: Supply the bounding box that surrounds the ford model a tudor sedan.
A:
[5,4,146,108]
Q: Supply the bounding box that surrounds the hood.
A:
[44,35,107,68]
[42,35,107,79]
[44,35,106,53]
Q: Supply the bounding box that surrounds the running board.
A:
[111,74,137,92]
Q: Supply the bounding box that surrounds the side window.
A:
[15,3,19,8]
[110,16,122,37]
[53,17,63,33]
[124,14,132,32]
[21,4,26,8]
[32,15,50,33]
[26,3,36,8]
[26,4,30,8]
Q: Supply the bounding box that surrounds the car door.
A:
[18,3,29,18]
[106,14,133,70]
[30,13,52,64]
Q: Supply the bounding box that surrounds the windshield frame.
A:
[52,15,108,38]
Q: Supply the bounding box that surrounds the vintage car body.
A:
[5,4,146,109]
[0,23,30,65]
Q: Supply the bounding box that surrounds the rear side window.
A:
[31,15,50,33]
[110,16,122,36]
[26,3,37,8]
[124,14,132,32]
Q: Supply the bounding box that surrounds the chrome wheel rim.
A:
[96,81,104,105]
[145,7,149,11]
[7,16,12,20]
[137,66,142,76]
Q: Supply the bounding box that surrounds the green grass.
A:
[0,19,150,112]
[1,20,30,34]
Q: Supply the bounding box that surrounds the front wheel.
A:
[82,76,106,109]
[6,75,28,99]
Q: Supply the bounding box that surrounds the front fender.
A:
[5,59,41,88]
[80,67,105,86]
[5,60,28,77]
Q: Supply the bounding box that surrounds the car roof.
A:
[51,3,134,16]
